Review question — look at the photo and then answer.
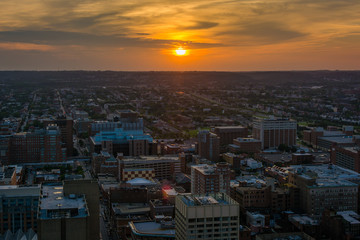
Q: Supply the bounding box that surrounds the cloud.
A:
[180,21,218,30]
[229,21,307,44]
[0,30,222,49]
[0,42,55,51]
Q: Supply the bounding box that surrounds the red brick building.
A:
[191,163,231,195]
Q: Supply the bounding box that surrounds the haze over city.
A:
[1,0,360,70]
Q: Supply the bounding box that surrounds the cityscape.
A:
[0,71,359,240]
[1,0,360,240]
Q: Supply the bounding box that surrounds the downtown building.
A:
[252,116,297,149]
[0,185,41,234]
[331,146,360,173]
[175,193,239,240]
[37,184,90,240]
[119,155,180,180]
[3,125,66,165]
[191,163,231,195]
[43,115,74,157]
[90,127,156,157]
[287,164,360,219]
[212,126,248,146]
[197,130,220,162]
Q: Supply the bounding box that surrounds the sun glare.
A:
[175,47,187,56]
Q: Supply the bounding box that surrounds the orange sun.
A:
[175,47,187,56]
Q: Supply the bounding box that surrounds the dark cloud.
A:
[0,30,223,49]
[43,12,125,29]
[219,21,306,45]
[180,21,218,30]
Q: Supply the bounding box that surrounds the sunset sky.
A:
[1,0,359,70]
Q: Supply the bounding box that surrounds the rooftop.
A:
[39,184,88,219]
[129,220,175,238]
[337,211,360,225]
[289,215,318,225]
[0,185,41,197]
[288,164,360,187]
[179,193,236,207]
[126,178,156,186]
[121,155,179,163]
[318,135,354,144]
[112,202,150,216]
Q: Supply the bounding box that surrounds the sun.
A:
[175,47,187,56]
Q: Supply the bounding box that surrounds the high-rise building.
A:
[0,135,10,165]
[212,126,248,146]
[8,125,65,164]
[175,193,240,240]
[37,184,89,240]
[191,163,231,195]
[198,130,220,161]
[63,180,100,240]
[43,115,74,157]
[0,185,40,234]
[252,116,297,149]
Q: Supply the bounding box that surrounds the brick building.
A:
[191,163,231,195]
[253,116,297,149]
[212,126,248,146]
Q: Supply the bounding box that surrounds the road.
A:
[100,212,109,240]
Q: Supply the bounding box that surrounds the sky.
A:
[0,0,360,71]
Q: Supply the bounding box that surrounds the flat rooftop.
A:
[121,155,179,163]
[39,185,88,219]
[130,221,175,238]
[192,164,216,175]
[289,215,318,225]
[343,147,360,154]
[288,164,360,187]
[0,185,41,197]
[112,202,150,215]
[258,152,330,164]
[318,135,354,144]
[180,193,236,207]
[337,211,360,225]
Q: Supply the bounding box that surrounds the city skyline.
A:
[1,0,360,70]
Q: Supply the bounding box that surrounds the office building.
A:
[197,130,220,161]
[191,163,231,195]
[91,151,120,179]
[331,146,360,173]
[288,164,359,218]
[63,180,100,240]
[212,126,248,146]
[90,127,154,157]
[37,184,89,240]
[149,199,174,218]
[252,116,297,149]
[175,193,239,240]
[232,137,261,153]
[119,156,180,180]
[43,116,74,157]
[230,176,290,213]
[8,125,65,164]
[0,185,40,234]
[129,218,175,240]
